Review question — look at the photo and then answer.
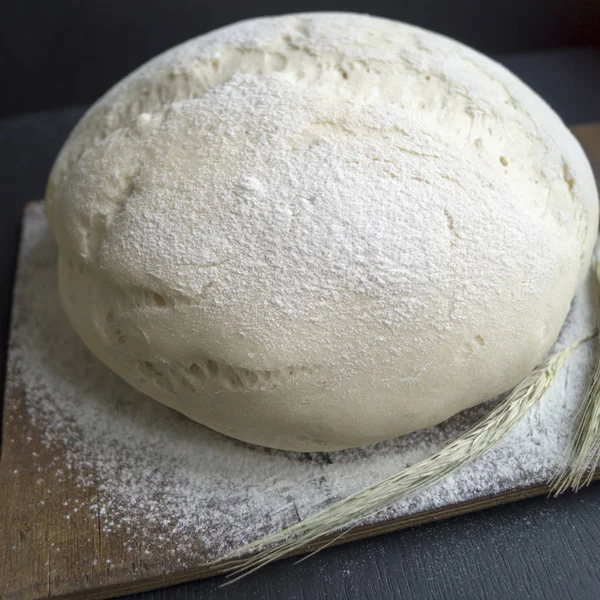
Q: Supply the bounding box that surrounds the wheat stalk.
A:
[216,337,587,583]
[551,260,600,494]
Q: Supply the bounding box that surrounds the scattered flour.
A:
[6,203,597,565]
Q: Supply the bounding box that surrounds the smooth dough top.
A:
[46,13,599,451]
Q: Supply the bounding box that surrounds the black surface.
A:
[1,49,600,599]
[2,1,600,117]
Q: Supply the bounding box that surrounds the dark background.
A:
[2,2,600,599]
[2,0,600,116]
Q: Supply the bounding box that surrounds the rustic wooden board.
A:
[1,123,599,600]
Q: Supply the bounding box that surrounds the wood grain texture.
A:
[1,123,599,600]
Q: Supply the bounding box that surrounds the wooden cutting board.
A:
[1,123,599,600]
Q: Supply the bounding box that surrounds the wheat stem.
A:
[551,261,600,494]
[216,338,587,584]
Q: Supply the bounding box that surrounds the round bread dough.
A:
[46,13,598,451]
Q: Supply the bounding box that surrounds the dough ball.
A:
[46,13,598,451]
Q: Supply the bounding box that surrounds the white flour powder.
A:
[6,203,597,565]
